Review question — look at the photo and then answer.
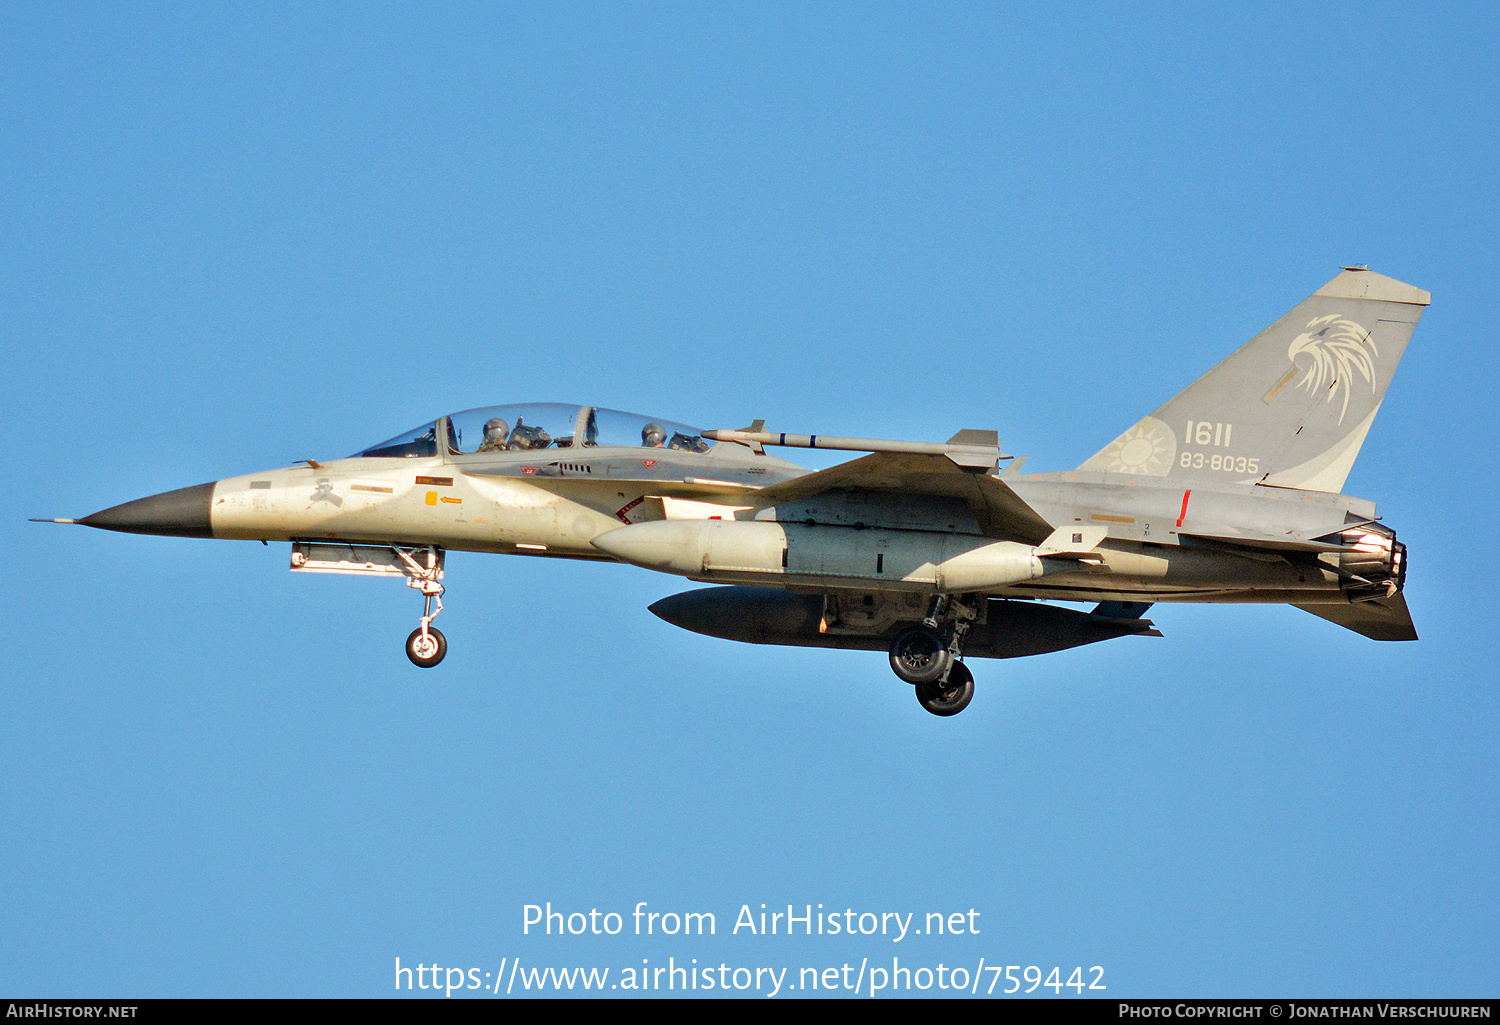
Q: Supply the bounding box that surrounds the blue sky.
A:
[2,3,1496,997]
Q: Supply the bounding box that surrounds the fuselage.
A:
[153,444,1391,609]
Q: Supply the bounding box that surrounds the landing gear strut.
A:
[397,546,447,668]
[887,594,982,715]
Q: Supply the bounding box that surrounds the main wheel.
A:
[406,626,447,668]
[889,626,951,684]
[915,661,974,716]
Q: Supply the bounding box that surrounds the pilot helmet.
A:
[642,422,666,447]
[483,417,510,444]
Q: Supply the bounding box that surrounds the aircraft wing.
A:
[745,451,1055,545]
[1292,593,1418,641]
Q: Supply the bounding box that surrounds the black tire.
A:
[406,627,447,668]
[889,626,951,684]
[915,661,974,716]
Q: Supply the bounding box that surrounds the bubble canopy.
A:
[354,404,712,458]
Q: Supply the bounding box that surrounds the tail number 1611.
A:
[1185,421,1233,447]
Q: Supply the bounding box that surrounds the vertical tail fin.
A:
[1079,268,1428,492]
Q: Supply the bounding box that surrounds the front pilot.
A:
[476,417,510,453]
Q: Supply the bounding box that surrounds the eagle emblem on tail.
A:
[1287,314,1379,424]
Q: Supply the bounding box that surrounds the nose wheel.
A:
[396,546,448,668]
[406,626,447,668]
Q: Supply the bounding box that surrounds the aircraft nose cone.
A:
[79,481,217,538]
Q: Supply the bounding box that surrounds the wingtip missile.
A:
[701,427,1009,469]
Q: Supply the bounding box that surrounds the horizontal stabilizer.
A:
[1292,593,1417,641]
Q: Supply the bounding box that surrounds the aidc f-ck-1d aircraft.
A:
[40,268,1423,716]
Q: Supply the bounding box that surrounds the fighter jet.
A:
[38,267,1423,716]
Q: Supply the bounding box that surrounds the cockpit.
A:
[354,404,713,458]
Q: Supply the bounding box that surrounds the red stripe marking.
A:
[1176,489,1192,528]
[615,496,645,524]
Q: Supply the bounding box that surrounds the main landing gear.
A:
[397,546,447,668]
[916,661,974,717]
[888,594,979,716]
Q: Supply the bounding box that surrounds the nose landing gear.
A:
[397,546,447,668]
[406,625,447,668]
